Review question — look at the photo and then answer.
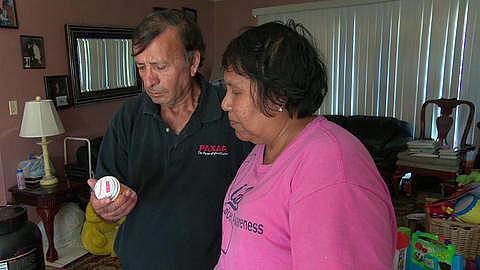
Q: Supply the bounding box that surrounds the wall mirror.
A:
[65,24,142,104]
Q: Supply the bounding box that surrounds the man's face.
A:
[134,27,197,107]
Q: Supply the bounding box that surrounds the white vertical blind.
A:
[254,0,480,148]
[76,38,136,93]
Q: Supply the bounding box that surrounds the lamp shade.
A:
[19,97,65,138]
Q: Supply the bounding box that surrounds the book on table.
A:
[407,139,439,147]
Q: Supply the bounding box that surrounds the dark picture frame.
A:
[0,0,18,28]
[44,75,71,108]
[65,24,142,105]
[182,7,197,23]
[20,35,46,69]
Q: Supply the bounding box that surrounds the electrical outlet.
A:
[8,100,18,116]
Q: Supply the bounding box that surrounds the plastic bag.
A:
[17,156,55,179]
[37,203,85,251]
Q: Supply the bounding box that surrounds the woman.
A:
[217,21,396,269]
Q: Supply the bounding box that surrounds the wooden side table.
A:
[391,165,457,197]
[8,179,85,262]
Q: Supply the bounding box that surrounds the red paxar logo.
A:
[197,144,229,156]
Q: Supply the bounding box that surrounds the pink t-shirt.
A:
[217,116,396,270]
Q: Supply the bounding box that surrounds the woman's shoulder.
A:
[290,117,388,200]
[291,116,356,153]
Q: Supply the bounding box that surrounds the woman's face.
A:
[222,70,284,144]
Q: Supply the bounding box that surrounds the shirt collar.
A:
[142,74,223,123]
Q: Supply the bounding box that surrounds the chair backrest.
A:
[419,98,475,149]
[474,122,480,169]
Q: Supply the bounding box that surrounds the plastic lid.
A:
[0,205,27,235]
[94,176,121,200]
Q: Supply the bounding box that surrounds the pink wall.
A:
[0,0,312,217]
[0,0,214,206]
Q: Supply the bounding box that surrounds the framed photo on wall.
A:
[44,75,71,108]
[0,0,18,28]
[182,7,197,23]
[20,35,46,69]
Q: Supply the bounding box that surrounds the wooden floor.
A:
[46,254,121,270]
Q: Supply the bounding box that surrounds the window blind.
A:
[253,0,480,148]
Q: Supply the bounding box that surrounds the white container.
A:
[16,169,26,190]
[94,176,124,200]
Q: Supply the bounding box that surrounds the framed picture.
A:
[20,35,46,69]
[182,7,197,23]
[0,0,18,28]
[44,75,71,108]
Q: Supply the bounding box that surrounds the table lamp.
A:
[19,96,65,186]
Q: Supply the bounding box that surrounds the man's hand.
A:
[88,178,137,222]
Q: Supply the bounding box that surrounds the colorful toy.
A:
[425,185,480,218]
[394,227,411,270]
[454,194,480,224]
[81,201,125,256]
[407,231,457,270]
[456,172,480,185]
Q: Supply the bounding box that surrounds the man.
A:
[88,9,251,269]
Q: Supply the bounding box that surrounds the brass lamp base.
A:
[38,136,58,186]
[40,175,58,186]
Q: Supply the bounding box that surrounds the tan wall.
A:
[0,0,214,209]
[0,0,316,219]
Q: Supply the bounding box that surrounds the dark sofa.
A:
[69,116,412,190]
[324,115,413,188]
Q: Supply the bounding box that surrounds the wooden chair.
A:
[392,98,475,196]
[474,122,480,169]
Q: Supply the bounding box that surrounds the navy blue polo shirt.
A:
[95,75,252,269]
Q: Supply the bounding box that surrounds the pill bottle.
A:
[0,205,45,270]
[94,176,125,201]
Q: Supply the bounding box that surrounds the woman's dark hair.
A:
[222,20,328,118]
[133,9,205,67]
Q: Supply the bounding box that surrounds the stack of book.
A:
[406,140,441,157]
[438,148,459,160]
[396,140,460,172]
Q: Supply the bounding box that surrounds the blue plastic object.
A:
[452,255,464,270]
